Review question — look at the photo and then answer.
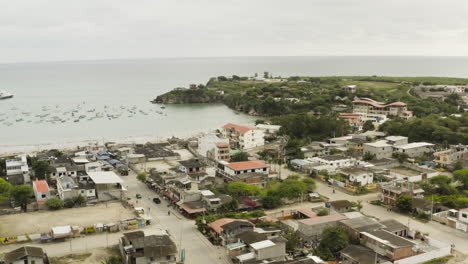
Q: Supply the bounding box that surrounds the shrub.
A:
[64,198,75,208]
[46,197,64,210]
[137,172,147,182]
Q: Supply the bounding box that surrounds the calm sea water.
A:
[1,56,468,146]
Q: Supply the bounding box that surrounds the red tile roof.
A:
[208,218,251,234]
[34,180,49,193]
[223,123,256,134]
[215,142,230,148]
[226,161,268,171]
[352,99,407,108]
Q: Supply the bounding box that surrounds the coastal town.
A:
[0,75,467,264]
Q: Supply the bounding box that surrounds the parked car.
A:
[153,197,161,204]
[136,194,142,199]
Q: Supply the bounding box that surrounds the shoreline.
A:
[0,129,212,156]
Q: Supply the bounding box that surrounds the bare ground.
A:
[0,202,134,236]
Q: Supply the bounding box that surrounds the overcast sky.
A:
[1,0,467,63]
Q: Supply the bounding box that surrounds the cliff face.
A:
[152,89,223,104]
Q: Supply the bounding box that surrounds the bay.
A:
[1,56,468,147]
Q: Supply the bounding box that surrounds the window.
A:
[41,194,46,198]
[463,214,467,218]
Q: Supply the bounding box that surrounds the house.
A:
[342,85,357,93]
[51,165,78,178]
[222,123,265,150]
[5,155,30,185]
[212,142,231,161]
[255,124,281,139]
[3,246,49,264]
[119,230,178,264]
[433,144,468,167]
[85,161,103,172]
[232,172,269,188]
[32,179,50,207]
[352,98,413,120]
[380,181,424,206]
[338,167,373,186]
[385,136,408,146]
[57,176,96,201]
[301,144,329,158]
[218,160,271,180]
[178,159,206,175]
[363,141,393,159]
[340,245,389,264]
[393,142,434,158]
[380,219,409,237]
[330,200,355,213]
[198,133,230,160]
[339,216,384,240]
[208,218,254,245]
[133,143,181,161]
[360,230,416,261]
[298,214,348,242]
[235,237,287,263]
[88,171,126,201]
[308,155,358,173]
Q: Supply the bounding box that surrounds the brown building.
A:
[381,181,424,206]
[361,230,416,261]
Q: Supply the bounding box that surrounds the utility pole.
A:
[431,194,434,221]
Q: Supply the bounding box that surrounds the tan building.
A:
[352,98,413,120]
[434,144,468,166]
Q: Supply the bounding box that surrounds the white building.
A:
[57,176,96,201]
[4,246,49,264]
[88,171,126,201]
[198,133,230,159]
[32,179,50,207]
[385,136,408,146]
[218,160,270,178]
[363,141,393,159]
[255,124,281,138]
[308,155,366,173]
[393,142,435,158]
[85,161,103,172]
[222,123,265,150]
[5,155,30,184]
[338,167,374,186]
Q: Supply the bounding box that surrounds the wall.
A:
[394,238,451,264]
[256,242,286,261]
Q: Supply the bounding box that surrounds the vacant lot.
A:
[0,202,134,237]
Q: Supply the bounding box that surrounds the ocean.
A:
[1,56,468,148]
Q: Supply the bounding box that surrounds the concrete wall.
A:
[394,238,451,264]
[256,242,286,261]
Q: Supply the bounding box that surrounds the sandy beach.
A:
[0,129,210,156]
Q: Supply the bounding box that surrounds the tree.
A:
[317,208,329,216]
[226,182,260,197]
[64,198,75,208]
[31,159,52,180]
[46,197,64,210]
[363,152,376,161]
[74,195,86,206]
[230,152,249,162]
[353,200,363,212]
[10,185,33,209]
[261,194,282,209]
[392,152,409,164]
[277,179,308,199]
[137,172,147,183]
[302,178,316,192]
[315,227,349,260]
[362,120,374,132]
[283,230,301,252]
[396,195,413,213]
[453,161,464,171]
[454,170,468,189]
[0,178,12,200]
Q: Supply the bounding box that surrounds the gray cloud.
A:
[0,0,467,63]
